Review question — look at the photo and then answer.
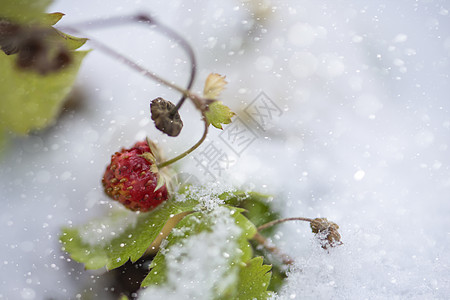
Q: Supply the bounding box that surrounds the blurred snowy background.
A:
[1,0,450,299]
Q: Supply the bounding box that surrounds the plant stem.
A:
[257,217,314,232]
[157,117,209,169]
[59,14,196,108]
[61,15,209,166]
[253,232,294,266]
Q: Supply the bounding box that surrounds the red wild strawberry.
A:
[102,141,169,212]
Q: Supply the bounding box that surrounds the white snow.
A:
[79,210,139,247]
[1,0,450,299]
[139,206,242,300]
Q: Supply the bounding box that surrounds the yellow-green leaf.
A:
[0,50,88,135]
[205,101,235,129]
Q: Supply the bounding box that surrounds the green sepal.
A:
[205,101,235,129]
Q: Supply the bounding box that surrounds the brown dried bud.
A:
[310,218,342,249]
[150,97,183,137]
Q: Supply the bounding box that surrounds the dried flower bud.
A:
[310,218,342,249]
[150,97,183,137]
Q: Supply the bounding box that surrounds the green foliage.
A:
[61,188,278,298]
[0,0,87,151]
[141,206,261,299]
[61,197,197,270]
[225,191,287,293]
[237,257,273,300]
[222,191,280,234]
[205,101,235,129]
[141,206,255,285]
[0,50,87,134]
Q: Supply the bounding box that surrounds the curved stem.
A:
[59,14,196,107]
[139,16,196,115]
[74,32,188,94]
[253,232,294,266]
[157,117,209,169]
[61,14,209,165]
[257,217,313,232]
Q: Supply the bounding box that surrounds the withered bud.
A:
[310,218,342,249]
[150,97,183,137]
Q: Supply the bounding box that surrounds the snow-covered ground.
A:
[1,0,450,299]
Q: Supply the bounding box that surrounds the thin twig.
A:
[156,117,209,169]
[61,14,209,166]
[257,217,314,232]
[71,32,188,95]
[253,232,294,266]
[59,14,196,109]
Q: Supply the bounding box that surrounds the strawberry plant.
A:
[1,2,342,299]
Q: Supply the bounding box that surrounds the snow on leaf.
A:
[237,256,273,300]
[203,73,227,100]
[140,205,257,299]
[60,197,197,270]
[205,101,235,129]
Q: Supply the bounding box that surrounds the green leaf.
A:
[236,257,272,300]
[0,0,52,24]
[224,191,286,293]
[60,197,197,270]
[222,191,280,232]
[0,50,88,135]
[0,1,88,150]
[141,205,257,299]
[205,101,235,129]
